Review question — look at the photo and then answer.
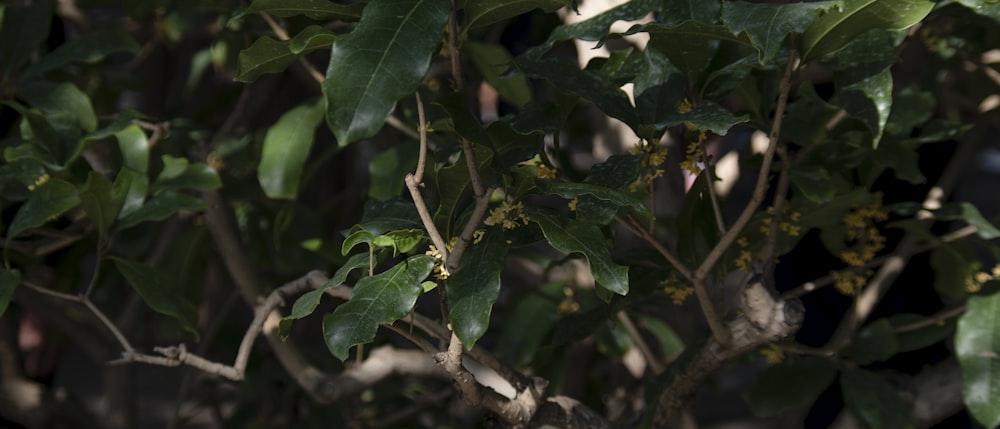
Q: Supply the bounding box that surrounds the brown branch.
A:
[405,92,450,262]
[617,214,693,283]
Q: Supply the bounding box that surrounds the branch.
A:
[617,214,694,283]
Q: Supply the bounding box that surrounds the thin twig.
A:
[21,282,136,353]
[617,311,664,374]
[760,147,793,278]
[616,214,693,283]
[445,186,495,273]
[405,93,450,262]
[893,305,966,334]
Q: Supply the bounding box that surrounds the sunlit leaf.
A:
[113,258,199,340]
[527,207,629,295]
[323,0,448,146]
[7,179,80,240]
[447,228,508,348]
[0,270,21,318]
[258,98,325,199]
[743,357,837,417]
[801,0,933,62]
[840,368,913,429]
[956,290,1000,429]
[322,255,434,361]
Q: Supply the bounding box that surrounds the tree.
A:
[2,0,1000,427]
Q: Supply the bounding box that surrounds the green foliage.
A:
[743,357,837,417]
[956,290,1000,428]
[446,228,508,347]
[113,258,200,340]
[258,98,325,199]
[840,368,914,429]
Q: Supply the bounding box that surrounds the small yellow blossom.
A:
[760,344,784,364]
[537,163,558,179]
[484,201,530,230]
[28,174,50,191]
[735,249,753,272]
[831,270,869,295]
[678,98,693,114]
[568,197,578,211]
[737,236,749,248]
[425,245,450,280]
[680,143,705,176]
[558,287,581,315]
[472,229,485,244]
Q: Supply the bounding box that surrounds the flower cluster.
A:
[662,274,694,305]
[424,238,454,280]
[28,174,50,191]
[629,140,668,191]
[838,198,889,267]
[484,201,530,230]
[558,286,581,315]
[831,270,870,295]
[679,138,706,176]
[759,206,802,237]
[734,236,753,272]
[760,344,785,364]
[966,264,1000,293]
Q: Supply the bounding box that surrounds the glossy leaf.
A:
[358,198,424,236]
[78,171,122,242]
[842,318,898,364]
[288,25,337,54]
[723,1,841,65]
[447,228,508,348]
[113,258,199,340]
[828,30,897,147]
[801,0,933,62]
[519,0,656,57]
[239,0,365,21]
[16,80,97,132]
[463,0,571,31]
[323,0,448,146]
[634,47,685,128]
[575,154,643,225]
[743,357,837,417]
[114,125,150,218]
[0,0,52,72]
[23,30,139,77]
[644,20,750,82]
[931,202,1000,240]
[539,181,649,218]
[657,101,749,136]
[840,368,914,429]
[153,155,221,191]
[661,0,721,26]
[258,98,325,199]
[118,191,208,229]
[526,207,629,295]
[0,270,21,318]
[281,253,370,337]
[322,255,434,361]
[236,34,333,83]
[956,290,1000,429]
[7,179,80,240]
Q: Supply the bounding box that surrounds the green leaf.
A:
[323,0,448,146]
[22,30,139,77]
[322,255,434,361]
[520,0,658,58]
[358,198,424,236]
[369,141,418,200]
[0,0,52,72]
[113,258,199,340]
[956,290,1000,429]
[955,0,1000,23]
[153,155,221,191]
[828,30,897,147]
[0,270,21,318]
[16,80,98,133]
[526,207,629,295]
[342,230,375,256]
[466,41,531,107]
[118,191,208,229]
[634,48,685,128]
[288,25,338,54]
[801,0,933,62]
[783,83,842,145]
[886,314,954,353]
[78,171,122,242]
[447,228,508,348]
[840,368,914,429]
[842,318,899,364]
[789,165,835,203]
[463,0,572,31]
[281,253,371,337]
[723,1,841,65]
[743,357,837,417]
[433,144,495,238]
[930,244,978,301]
[657,101,749,136]
[113,168,147,221]
[239,0,365,21]
[661,0,721,26]
[495,281,563,368]
[931,202,1000,240]
[575,154,644,224]
[258,98,325,199]
[644,20,750,83]
[7,179,80,240]
[539,181,649,218]
[115,124,150,173]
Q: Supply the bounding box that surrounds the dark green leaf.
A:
[828,30,897,147]
[433,144,494,238]
[0,270,21,318]
[466,42,531,107]
[323,0,448,146]
[783,83,842,145]
[884,88,935,137]
[886,314,954,353]
[496,281,563,368]
[675,172,718,266]
[113,258,199,340]
[657,101,749,136]
[790,165,835,203]
[956,290,1000,429]
[16,80,98,132]
[153,155,221,191]
[644,20,750,82]
[0,0,52,72]
[281,253,371,337]
[661,0,720,26]
[239,0,365,21]
[113,168,147,220]
[526,207,629,295]
[930,244,978,301]
[723,1,841,65]
[341,230,375,256]
[258,98,325,199]
[842,318,899,364]
[955,0,1000,23]
[78,171,122,242]
[743,357,837,417]
[840,368,914,429]
[358,198,424,236]
[447,228,508,348]
[0,158,46,194]
[518,0,656,58]
[7,179,80,240]
[802,0,933,62]
[118,191,208,229]
[369,141,419,200]
[23,30,140,77]
[932,202,1000,240]
[463,0,572,31]
[634,48,685,127]
[288,25,337,54]
[322,255,434,361]
[539,181,649,217]
[871,140,925,184]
